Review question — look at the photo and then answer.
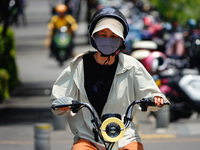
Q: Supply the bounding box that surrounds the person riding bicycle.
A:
[51,7,168,150]
[46,3,78,57]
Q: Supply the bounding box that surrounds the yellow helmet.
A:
[55,4,68,13]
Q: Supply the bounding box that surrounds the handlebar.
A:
[51,98,170,110]
[123,98,170,128]
[51,100,98,117]
[135,98,170,111]
[51,98,170,128]
[51,98,170,149]
[51,100,100,135]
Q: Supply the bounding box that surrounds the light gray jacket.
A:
[51,51,167,149]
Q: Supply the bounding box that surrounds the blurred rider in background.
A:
[165,21,186,58]
[45,3,78,57]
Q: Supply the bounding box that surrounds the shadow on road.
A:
[0,107,52,125]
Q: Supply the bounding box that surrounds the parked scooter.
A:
[131,40,170,127]
[51,98,170,150]
[51,25,72,66]
[131,41,168,74]
[158,59,200,121]
[185,29,200,71]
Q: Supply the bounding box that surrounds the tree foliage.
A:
[150,0,200,26]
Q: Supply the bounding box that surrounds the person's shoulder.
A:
[119,53,139,62]
[118,53,143,69]
[65,14,75,19]
[70,51,95,65]
[50,15,59,22]
[52,15,59,19]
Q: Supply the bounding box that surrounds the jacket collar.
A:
[70,51,136,88]
[116,52,136,75]
[70,51,135,72]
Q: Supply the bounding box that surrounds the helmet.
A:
[187,19,196,28]
[55,4,68,13]
[88,7,129,49]
[143,15,153,26]
[164,22,172,31]
[141,51,168,74]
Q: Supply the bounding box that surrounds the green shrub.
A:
[0,25,20,102]
[0,69,10,101]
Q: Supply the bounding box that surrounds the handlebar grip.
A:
[147,101,170,106]
[51,101,83,113]
[139,98,170,111]
[51,104,72,110]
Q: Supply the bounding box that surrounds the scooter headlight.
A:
[60,26,67,32]
[101,117,125,142]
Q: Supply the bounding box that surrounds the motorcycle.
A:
[51,25,72,66]
[185,29,200,71]
[158,59,200,121]
[131,41,168,74]
[51,98,170,150]
[131,40,170,127]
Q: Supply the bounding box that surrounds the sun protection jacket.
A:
[50,51,167,149]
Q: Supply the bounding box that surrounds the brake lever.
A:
[71,100,83,113]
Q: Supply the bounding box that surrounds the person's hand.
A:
[51,97,73,111]
[154,96,164,107]
[59,107,70,111]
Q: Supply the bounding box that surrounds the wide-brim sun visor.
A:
[91,17,124,40]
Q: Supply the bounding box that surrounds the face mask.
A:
[94,34,121,56]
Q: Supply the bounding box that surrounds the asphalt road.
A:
[1,0,200,150]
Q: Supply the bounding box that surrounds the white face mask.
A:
[94,34,121,56]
